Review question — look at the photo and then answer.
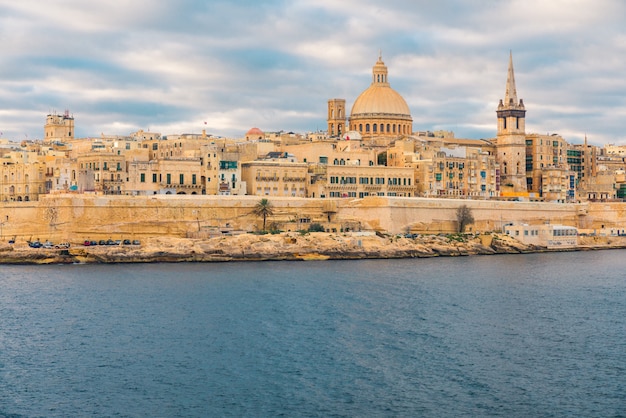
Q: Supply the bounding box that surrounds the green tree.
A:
[253,198,274,231]
[308,223,325,232]
[456,204,475,233]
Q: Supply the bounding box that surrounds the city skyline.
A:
[1,0,625,145]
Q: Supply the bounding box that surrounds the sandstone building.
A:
[0,53,624,206]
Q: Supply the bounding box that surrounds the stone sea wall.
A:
[0,193,623,245]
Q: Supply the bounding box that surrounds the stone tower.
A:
[496,52,527,192]
[45,110,75,142]
[327,99,346,137]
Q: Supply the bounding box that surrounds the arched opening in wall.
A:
[17,196,22,201]
[380,124,384,133]
[25,196,29,201]
[503,118,507,129]
[359,124,363,132]
[165,191,172,194]
[386,124,390,133]
[177,191,186,194]
[393,124,396,133]
[366,124,370,133]
[373,124,377,133]
[191,192,197,195]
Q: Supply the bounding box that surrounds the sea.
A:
[0,251,625,417]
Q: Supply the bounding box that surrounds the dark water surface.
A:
[0,251,625,417]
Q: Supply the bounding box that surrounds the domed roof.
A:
[350,55,412,119]
[246,127,264,136]
[350,85,411,117]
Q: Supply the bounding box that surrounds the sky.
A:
[1,0,625,146]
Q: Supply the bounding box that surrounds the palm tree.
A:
[253,198,274,231]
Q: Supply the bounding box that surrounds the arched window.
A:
[366,124,370,133]
[359,124,363,132]
[380,124,384,133]
[386,124,390,133]
[373,124,377,133]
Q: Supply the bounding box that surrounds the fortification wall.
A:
[0,194,622,243]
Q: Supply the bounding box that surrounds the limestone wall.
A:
[0,194,622,243]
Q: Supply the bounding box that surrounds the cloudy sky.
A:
[1,0,625,145]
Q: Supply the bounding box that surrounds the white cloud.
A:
[0,0,625,146]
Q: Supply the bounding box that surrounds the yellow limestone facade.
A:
[0,194,624,244]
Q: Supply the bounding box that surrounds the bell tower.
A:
[496,52,527,192]
[44,110,75,142]
[327,98,346,137]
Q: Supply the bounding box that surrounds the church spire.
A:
[504,51,518,106]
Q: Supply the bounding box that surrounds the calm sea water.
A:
[0,251,625,417]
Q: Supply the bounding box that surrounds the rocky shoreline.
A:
[1,232,625,265]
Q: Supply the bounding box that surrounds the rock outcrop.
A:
[1,232,624,265]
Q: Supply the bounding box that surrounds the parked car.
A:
[42,241,54,249]
[123,239,131,245]
[55,242,70,249]
[84,240,92,246]
[99,240,106,245]
[132,240,141,245]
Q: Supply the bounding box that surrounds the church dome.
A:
[245,127,264,140]
[350,85,411,117]
[348,55,412,139]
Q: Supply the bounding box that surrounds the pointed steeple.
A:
[504,51,518,106]
[498,51,524,111]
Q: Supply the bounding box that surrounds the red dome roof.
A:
[246,127,264,136]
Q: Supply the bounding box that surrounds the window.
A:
[166,174,171,185]
[152,143,158,150]
[219,161,237,169]
[192,174,197,185]
[140,173,145,183]
[152,173,157,183]
[179,174,184,185]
